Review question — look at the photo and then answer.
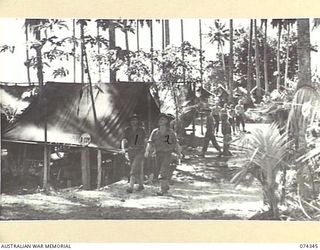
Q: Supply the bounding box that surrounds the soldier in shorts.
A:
[144,113,182,196]
[121,114,147,193]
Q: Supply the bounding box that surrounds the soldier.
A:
[144,113,182,196]
[235,99,247,132]
[228,104,236,135]
[212,102,221,134]
[121,114,147,193]
[200,108,222,157]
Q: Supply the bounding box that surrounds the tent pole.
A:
[81,147,90,189]
[84,41,100,190]
[43,113,48,189]
[97,149,102,189]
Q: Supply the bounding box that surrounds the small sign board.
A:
[79,133,91,146]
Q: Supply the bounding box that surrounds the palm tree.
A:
[229,19,234,102]
[24,22,31,85]
[208,19,230,78]
[247,19,253,99]
[164,20,170,47]
[254,19,262,102]
[261,19,269,94]
[271,19,283,91]
[231,123,289,219]
[286,19,319,202]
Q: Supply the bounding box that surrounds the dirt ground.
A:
[0,124,266,220]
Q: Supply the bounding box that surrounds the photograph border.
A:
[1,0,320,243]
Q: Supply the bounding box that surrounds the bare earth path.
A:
[0,124,266,220]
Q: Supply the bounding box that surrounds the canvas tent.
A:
[2,81,160,151]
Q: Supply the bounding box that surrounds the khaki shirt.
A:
[148,128,178,153]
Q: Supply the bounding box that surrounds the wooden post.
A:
[97,149,102,189]
[81,147,90,190]
[43,97,49,189]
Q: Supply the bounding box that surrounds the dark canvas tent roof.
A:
[2,81,160,151]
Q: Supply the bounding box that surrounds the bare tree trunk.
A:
[136,20,140,51]
[254,19,262,102]
[35,30,44,86]
[247,19,253,98]
[97,22,102,82]
[150,20,154,78]
[123,20,131,81]
[297,19,311,87]
[109,21,116,83]
[284,25,290,88]
[162,20,165,50]
[181,19,186,85]
[263,20,269,94]
[73,19,76,83]
[276,23,282,91]
[219,43,226,79]
[25,23,31,85]
[165,20,170,47]
[80,21,85,83]
[229,19,234,102]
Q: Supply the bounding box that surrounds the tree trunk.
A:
[150,20,154,78]
[247,19,253,98]
[284,25,290,88]
[181,19,186,85]
[263,20,269,94]
[80,21,85,83]
[35,29,44,86]
[109,21,116,83]
[97,22,102,82]
[219,43,226,80]
[165,20,170,47]
[297,19,311,88]
[25,23,31,85]
[162,20,165,50]
[73,19,76,83]
[123,20,131,81]
[254,19,262,102]
[229,19,234,102]
[276,23,282,91]
[136,20,140,51]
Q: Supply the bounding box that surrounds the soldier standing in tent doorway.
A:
[144,113,182,196]
[121,114,147,193]
[200,108,222,157]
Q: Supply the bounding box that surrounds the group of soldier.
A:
[201,99,247,158]
[121,99,247,196]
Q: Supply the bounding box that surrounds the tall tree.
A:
[247,19,253,98]
[261,19,269,94]
[229,19,234,102]
[109,21,116,82]
[271,19,283,91]
[254,19,262,102]
[24,21,31,85]
[207,19,230,84]
[164,20,170,47]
